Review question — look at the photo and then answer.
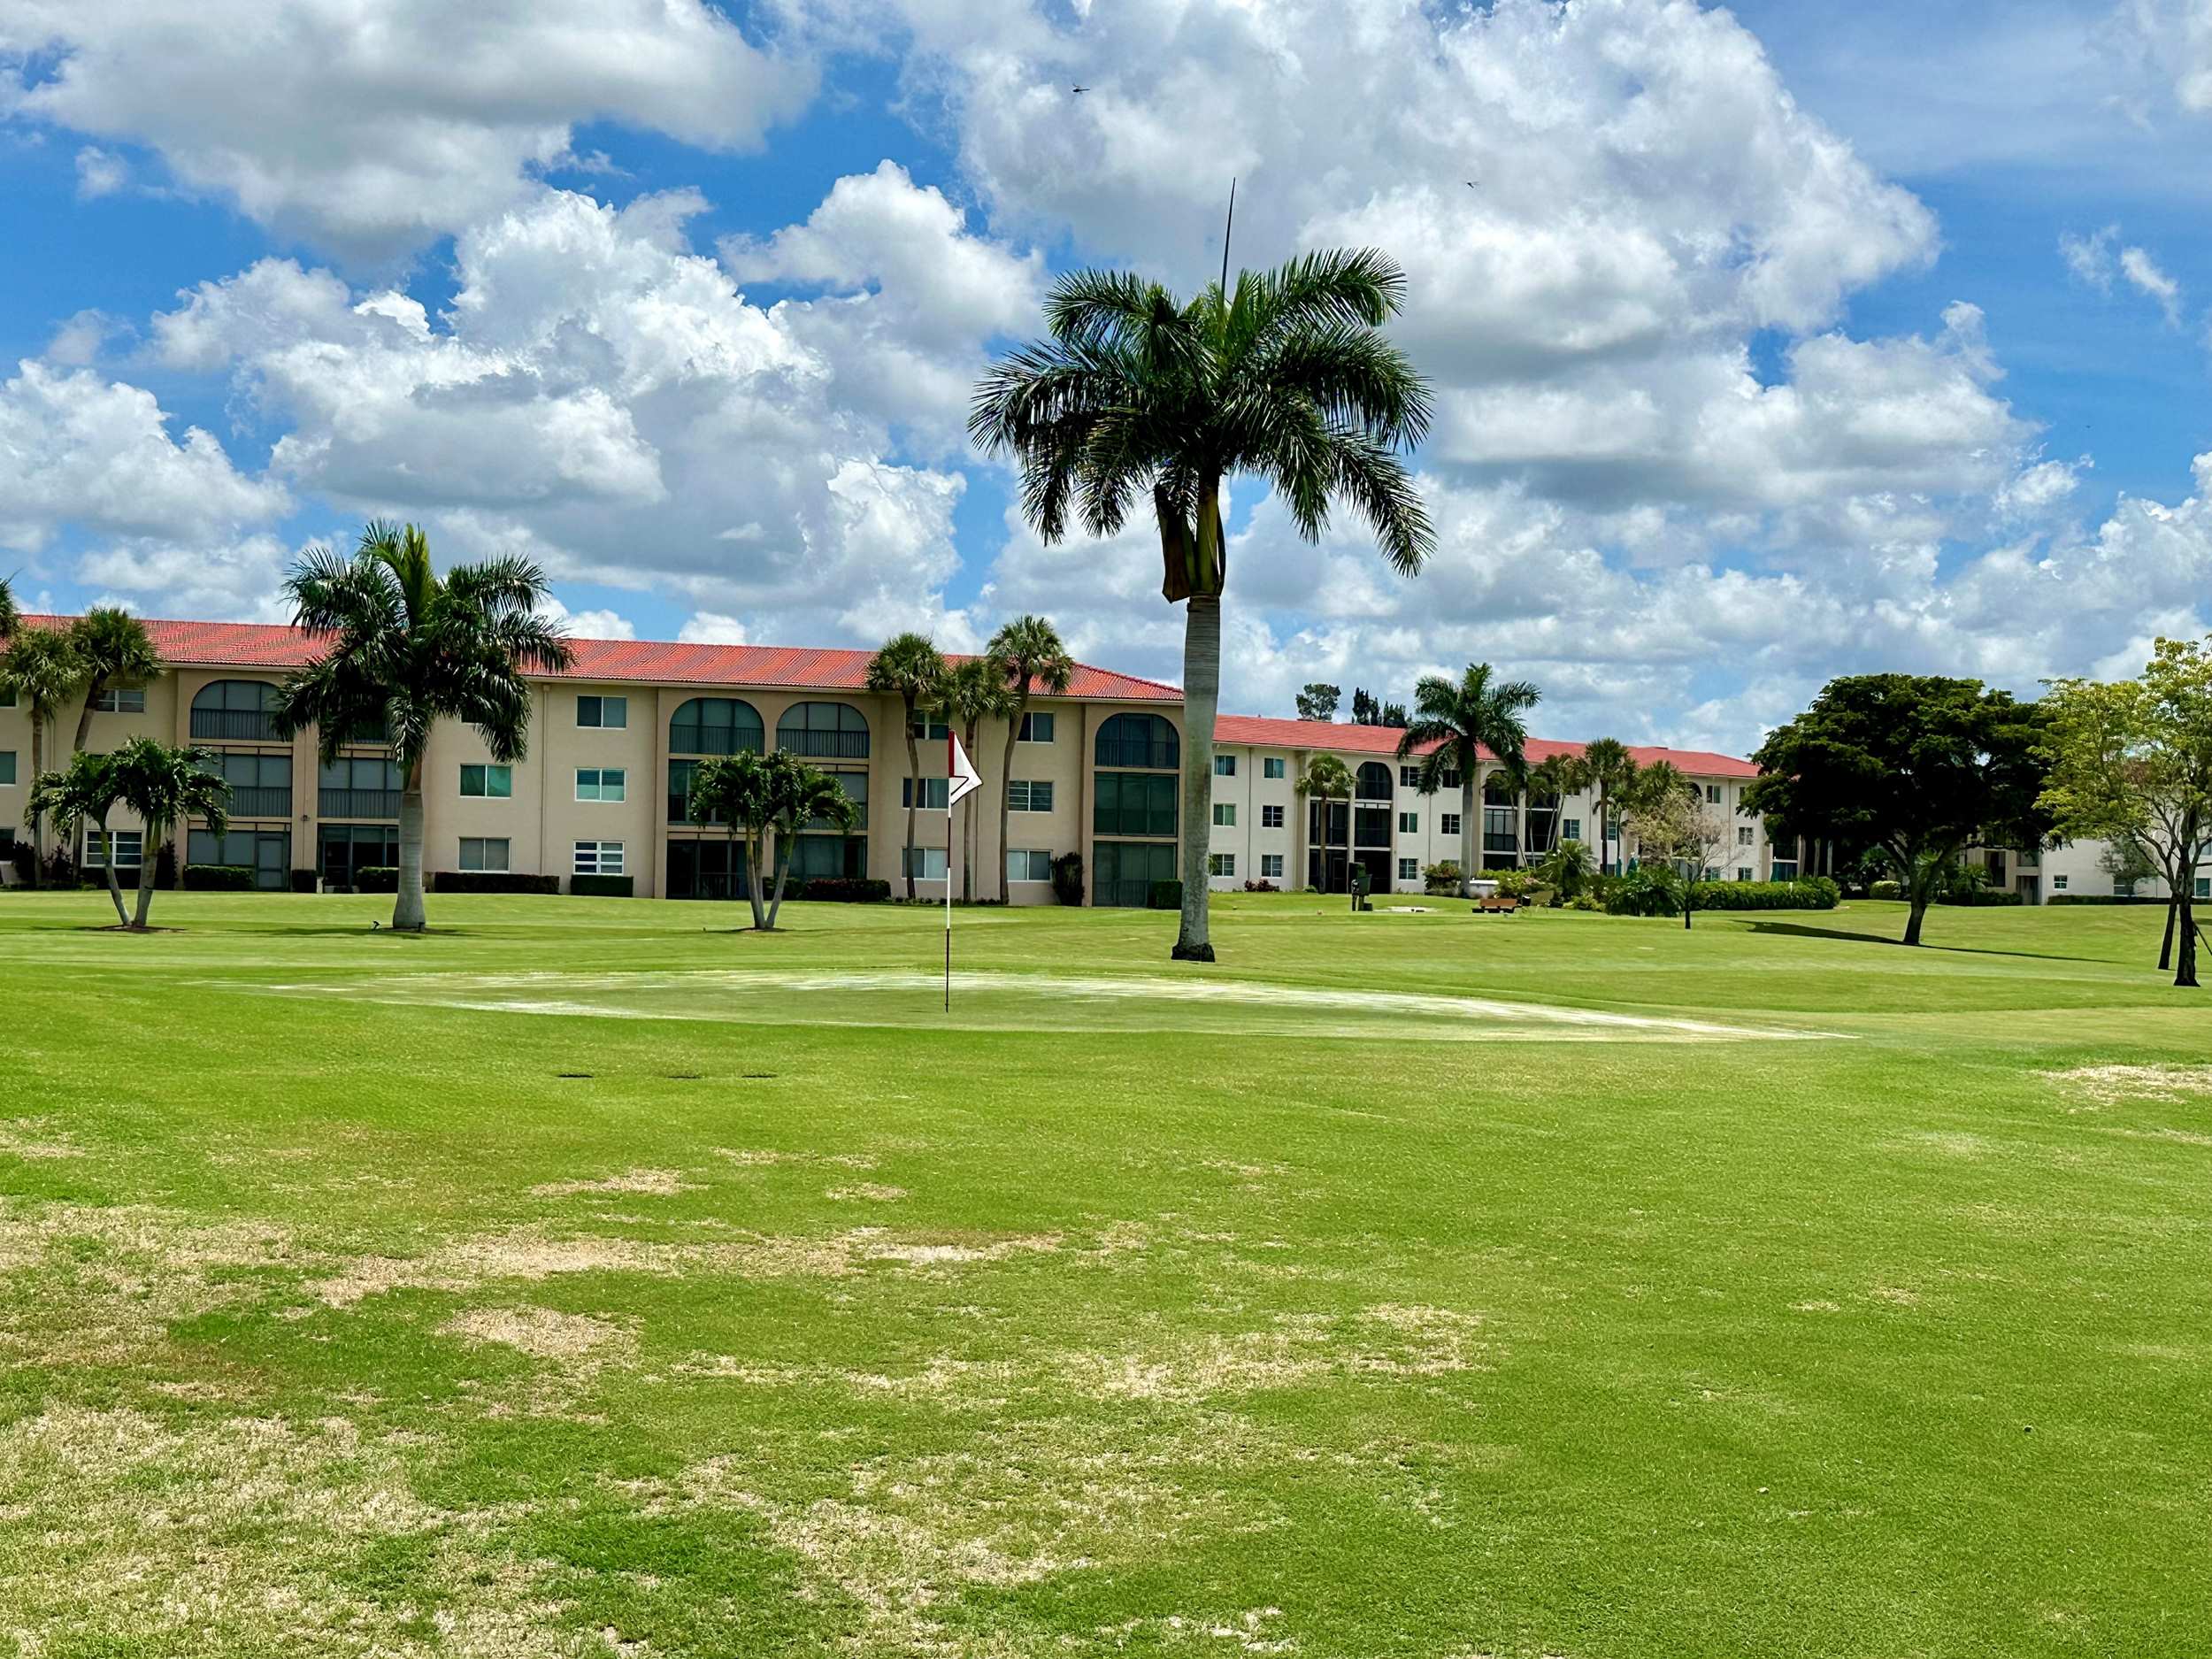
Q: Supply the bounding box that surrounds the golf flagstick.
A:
[944,731,982,1010]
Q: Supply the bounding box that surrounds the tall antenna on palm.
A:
[1219,177,1236,295]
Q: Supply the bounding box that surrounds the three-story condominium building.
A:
[1,612,1824,902]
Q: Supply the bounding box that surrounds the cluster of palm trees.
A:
[685,748,861,933]
[0,589,219,923]
[864,616,1072,906]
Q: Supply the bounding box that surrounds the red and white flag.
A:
[946,733,982,809]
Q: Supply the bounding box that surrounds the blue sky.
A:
[4,0,2211,752]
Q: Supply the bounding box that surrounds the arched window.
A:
[190,679,282,741]
[1356,761,1393,801]
[776,701,870,759]
[1094,712,1179,771]
[1483,772,1518,805]
[670,696,764,757]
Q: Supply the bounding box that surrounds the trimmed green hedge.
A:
[2048,894,2169,905]
[355,866,399,893]
[182,864,255,891]
[1688,877,1841,911]
[433,871,560,895]
[1148,879,1184,910]
[1937,888,2024,907]
[570,873,634,897]
[799,877,890,903]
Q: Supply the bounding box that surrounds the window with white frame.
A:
[1260,853,1284,879]
[576,695,627,729]
[573,841,624,875]
[1737,826,1754,845]
[1399,811,1417,833]
[902,778,949,810]
[1400,765,1422,788]
[575,767,626,803]
[1261,804,1284,829]
[2052,874,2068,891]
[1214,753,1236,776]
[459,837,511,872]
[2198,877,2210,901]
[82,829,144,868]
[91,687,146,714]
[0,751,14,787]
[1009,779,1054,812]
[1213,803,1235,826]
[1397,857,1418,880]
[1263,757,1286,780]
[1706,784,1722,803]
[902,847,949,879]
[1563,818,1580,842]
[909,715,951,741]
[1440,813,1461,836]
[1018,711,1055,743]
[1209,852,1235,877]
[1738,867,1753,882]
[460,763,512,798]
[1006,848,1052,882]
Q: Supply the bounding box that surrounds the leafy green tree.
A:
[2042,641,2212,987]
[273,522,572,932]
[1582,738,1637,877]
[864,632,948,902]
[933,656,1015,900]
[973,250,1434,961]
[28,749,127,925]
[1295,682,1340,722]
[689,749,776,931]
[0,573,18,640]
[988,615,1073,902]
[1621,764,1724,930]
[1294,754,1356,892]
[1745,674,2051,949]
[1,628,88,887]
[1532,838,1595,906]
[1351,687,1381,726]
[1398,664,1540,898]
[110,739,229,930]
[1379,698,1407,727]
[764,756,863,928]
[66,608,162,755]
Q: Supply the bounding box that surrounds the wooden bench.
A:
[1474,895,1520,915]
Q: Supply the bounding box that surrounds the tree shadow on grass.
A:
[1743,918,2110,965]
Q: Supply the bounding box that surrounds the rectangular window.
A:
[1440,813,1461,836]
[1738,826,1754,846]
[459,763,512,799]
[91,687,147,714]
[1261,853,1284,879]
[1094,771,1177,838]
[1214,753,1237,777]
[576,695,627,729]
[1213,803,1236,827]
[459,836,511,872]
[1009,779,1055,812]
[902,778,950,810]
[575,767,626,803]
[1704,865,1721,881]
[1006,848,1053,882]
[1398,856,1418,880]
[1018,710,1055,743]
[1261,804,1285,829]
[1440,770,1461,790]
[0,687,14,707]
[82,829,144,868]
[1706,784,1723,803]
[2198,877,2211,901]
[1263,757,1286,780]
[1737,867,1753,882]
[902,847,949,879]
[1563,818,1580,842]
[1400,765,1421,788]
[2052,874,2069,892]
[1399,811,1417,833]
[0,752,13,787]
[910,715,951,741]
[1209,852,1235,877]
[573,840,625,876]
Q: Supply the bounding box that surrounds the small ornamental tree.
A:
[110,739,230,929]
[764,757,863,927]
[2041,640,2212,987]
[1745,674,2051,948]
[690,749,776,932]
[1294,754,1356,892]
[1622,766,1728,930]
[28,750,127,926]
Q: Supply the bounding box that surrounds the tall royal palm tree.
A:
[988,614,1073,902]
[864,631,948,902]
[2,629,87,887]
[29,749,127,925]
[1583,738,1638,877]
[973,250,1434,961]
[1398,664,1540,899]
[273,522,572,931]
[934,656,1015,901]
[67,608,163,755]
[110,738,229,930]
[1525,751,1593,857]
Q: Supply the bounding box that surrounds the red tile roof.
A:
[1209,713,1756,779]
[18,615,1182,703]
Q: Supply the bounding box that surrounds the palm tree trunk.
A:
[744,829,767,931]
[393,761,427,931]
[71,680,104,757]
[132,825,158,928]
[93,812,127,926]
[962,721,979,901]
[26,712,43,888]
[767,836,795,929]
[901,696,920,902]
[1458,772,1475,900]
[1172,591,1220,961]
[998,709,1021,904]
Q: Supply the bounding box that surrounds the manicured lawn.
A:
[3,889,2208,1656]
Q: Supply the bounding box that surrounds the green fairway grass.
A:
[3,889,2208,1656]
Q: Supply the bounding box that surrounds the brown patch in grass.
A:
[2047,1064,2212,1108]
[0,1118,86,1160]
[529,1167,703,1198]
[826,1183,909,1202]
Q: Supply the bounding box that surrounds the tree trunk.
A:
[93,813,127,926]
[2177,895,2200,988]
[132,825,158,929]
[766,833,795,930]
[961,721,979,902]
[1902,889,1929,946]
[72,679,104,757]
[1172,591,1220,961]
[1458,772,1476,899]
[392,761,427,931]
[900,695,920,902]
[25,711,43,888]
[2160,899,2177,971]
[744,829,767,931]
[999,703,1024,904]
